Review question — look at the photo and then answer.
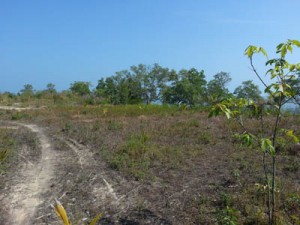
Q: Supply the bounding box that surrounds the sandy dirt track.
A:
[0,120,136,225]
[0,123,57,225]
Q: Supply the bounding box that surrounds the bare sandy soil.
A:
[0,106,134,224]
[0,123,56,225]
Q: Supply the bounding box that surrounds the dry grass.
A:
[0,103,299,224]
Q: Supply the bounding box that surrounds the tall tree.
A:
[46,83,57,94]
[95,70,143,104]
[20,84,34,96]
[162,68,207,106]
[19,84,35,100]
[70,81,91,96]
[233,80,262,101]
[131,63,169,104]
[207,72,232,104]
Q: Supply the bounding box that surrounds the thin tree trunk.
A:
[263,152,272,224]
[259,104,272,225]
[271,101,282,224]
[271,155,276,224]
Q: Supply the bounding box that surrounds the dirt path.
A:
[0,121,138,224]
[0,105,42,111]
[60,137,121,204]
[0,123,57,225]
[0,104,167,224]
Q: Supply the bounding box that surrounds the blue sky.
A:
[1,0,300,93]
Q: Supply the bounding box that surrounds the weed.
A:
[109,133,153,180]
[219,192,232,207]
[107,120,123,131]
[283,194,300,224]
[0,128,15,174]
[92,122,101,131]
[283,159,299,172]
[62,122,73,132]
[232,169,241,185]
[216,192,240,225]
[198,131,213,144]
[217,206,239,225]
[11,112,30,120]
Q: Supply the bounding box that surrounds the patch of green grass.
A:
[283,158,299,172]
[109,132,153,180]
[107,119,123,131]
[216,192,241,225]
[198,130,215,145]
[11,112,31,120]
[283,193,300,224]
[109,132,183,180]
[187,194,216,224]
[62,122,74,133]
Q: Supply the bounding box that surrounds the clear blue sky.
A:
[1,0,300,93]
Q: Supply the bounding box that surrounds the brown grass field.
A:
[0,103,299,224]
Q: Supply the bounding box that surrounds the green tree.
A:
[95,70,143,104]
[103,77,118,104]
[207,72,232,104]
[19,84,35,101]
[125,73,143,104]
[162,68,207,106]
[210,39,300,224]
[20,84,34,96]
[70,81,91,96]
[131,63,169,104]
[233,80,262,101]
[46,83,56,94]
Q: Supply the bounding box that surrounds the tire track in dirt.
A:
[52,136,138,223]
[0,121,136,224]
[0,123,57,225]
[60,137,121,204]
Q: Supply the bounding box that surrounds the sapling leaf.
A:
[258,47,268,57]
[281,47,287,58]
[224,109,231,119]
[291,39,300,47]
[264,85,272,94]
[245,46,254,57]
[289,64,296,71]
[287,44,293,53]
[209,105,221,117]
[261,138,275,156]
[241,133,254,146]
[286,130,299,143]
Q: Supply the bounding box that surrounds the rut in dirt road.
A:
[1,121,135,224]
[0,123,57,225]
[61,137,121,205]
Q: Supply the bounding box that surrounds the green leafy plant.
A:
[11,112,31,120]
[217,192,239,225]
[209,39,300,225]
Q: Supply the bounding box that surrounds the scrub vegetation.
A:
[0,40,299,224]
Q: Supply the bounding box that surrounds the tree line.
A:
[1,63,284,106]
